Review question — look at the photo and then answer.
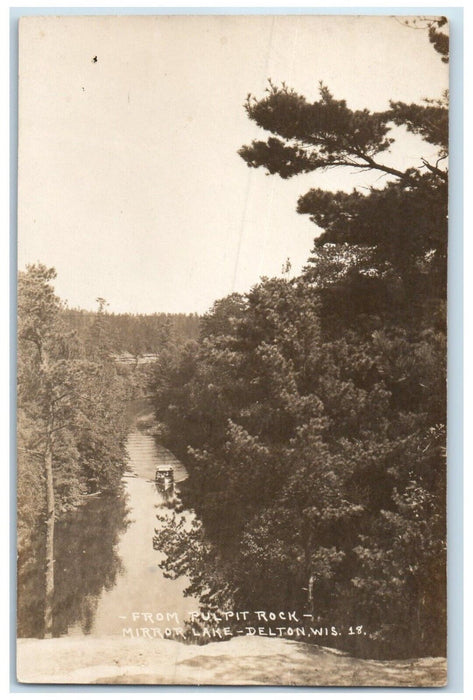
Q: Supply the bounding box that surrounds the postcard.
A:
[17,13,449,686]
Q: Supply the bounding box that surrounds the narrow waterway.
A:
[17,411,198,639]
[66,429,198,637]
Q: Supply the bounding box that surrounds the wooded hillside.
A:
[150,21,448,660]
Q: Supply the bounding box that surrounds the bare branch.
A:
[420,158,448,181]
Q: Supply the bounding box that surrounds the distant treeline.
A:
[62,308,200,358]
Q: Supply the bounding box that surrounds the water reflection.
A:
[17,427,197,639]
[17,488,129,638]
[52,489,130,636]
[17,525,46,638]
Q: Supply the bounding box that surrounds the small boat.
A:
[155,465,174,492]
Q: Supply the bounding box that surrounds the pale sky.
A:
[18,15,449,314]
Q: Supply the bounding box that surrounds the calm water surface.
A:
[18,426,198,638]
[69,430,197,637]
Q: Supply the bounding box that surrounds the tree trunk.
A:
[43,434,55,638]
[305,529,315,617]
[307,573,315,615]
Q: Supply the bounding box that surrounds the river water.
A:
[68,430,198,637]
[17,422,198,639]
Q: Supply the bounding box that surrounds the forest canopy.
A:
[151,21,448,659]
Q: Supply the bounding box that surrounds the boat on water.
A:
[155,465,174,492]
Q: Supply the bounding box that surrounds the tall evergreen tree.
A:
[151,22,448,658]
[18,264,131,637]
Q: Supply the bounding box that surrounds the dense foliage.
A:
[151,28,447,659]
[17,264,133,636]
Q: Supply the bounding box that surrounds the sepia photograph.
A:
[16,12,450,686]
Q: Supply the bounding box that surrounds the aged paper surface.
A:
[17,14,448,685]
